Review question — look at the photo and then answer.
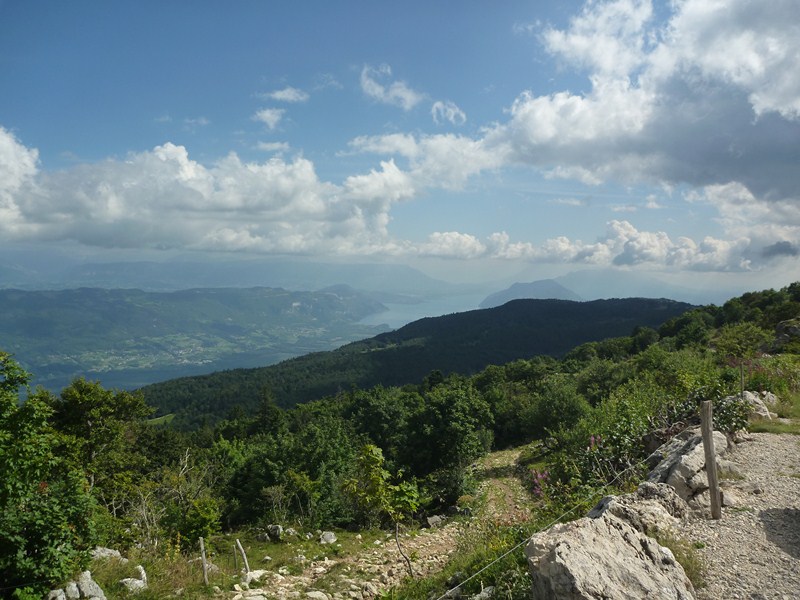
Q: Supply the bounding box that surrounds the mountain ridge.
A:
[140,296,694,429]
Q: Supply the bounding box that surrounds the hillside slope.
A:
[141,297,693,428]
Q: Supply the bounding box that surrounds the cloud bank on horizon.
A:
[0,0,798,279]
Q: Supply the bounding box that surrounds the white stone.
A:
[526,515,695,599]
[77,571,107,600]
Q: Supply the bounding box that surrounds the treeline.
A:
[141,297,694,429]
[2,283,799,595]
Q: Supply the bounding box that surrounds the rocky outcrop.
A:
[773,318,800,351]
[733,390,779,420]
[524,427,738,598]
[48,571,106,600]
[587,481,689,536]
[646,426,729,507]
[525,514,695,599]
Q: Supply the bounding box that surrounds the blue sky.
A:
[1,0,799,293]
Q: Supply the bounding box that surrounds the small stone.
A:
[320,531,338,544]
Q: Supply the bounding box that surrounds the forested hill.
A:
[141,296,693,428]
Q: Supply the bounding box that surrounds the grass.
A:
[749,420,800,434]
[87,528,390,599]
[146,413,175,426]
[89,545,236,599]
[747,389,800,434]
[653,531,706,590]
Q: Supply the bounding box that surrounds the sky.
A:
[1,0,799,294]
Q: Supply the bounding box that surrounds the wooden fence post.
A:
[700,400,722,520]
[235,538,251,574]
[199,536,209,585]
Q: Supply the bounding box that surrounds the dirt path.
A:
[685,432,800,599]
[231,449,534,600]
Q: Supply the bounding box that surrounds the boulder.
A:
[426,514,446,528]
[91,547,127,563]
[526,514,695,599]
[244,569,270,585]
[120,565,148,593]
[647,427,728,503]
[77,571,107,600]
[306,592,329,600]
[319,531,337,544]
[588,482,689,536]
[735,391,773,420]
[47,590,66,600]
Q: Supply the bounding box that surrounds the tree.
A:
[343,445,419,576]
[0,353,95,594]
[713,322,772,396]
[43,379,154,544]
[46,378,153,495]
[406,379,493,503]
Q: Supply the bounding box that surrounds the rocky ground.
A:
[686,432,800,600]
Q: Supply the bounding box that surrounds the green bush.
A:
[0,353,96,594]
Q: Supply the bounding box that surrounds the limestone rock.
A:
[588,482,689,535]
[426,514,446,528]
[47,590,66,600]
[526,515,695,599]
[306,591,330,600]
[736,391,773,420]
[120,564,148,593]
[77,571,107,600]
[647,427,728,502]
[244,569,270,585]
[470,586,494,600]
[91,547,127,563]
[319,530,338,544]
[65,582,80,600]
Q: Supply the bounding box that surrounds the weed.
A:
[652,531,706,589]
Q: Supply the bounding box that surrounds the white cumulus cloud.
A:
[431,100,467,126]
[360,64,425,111]
[253,108,285,130]
[263,86,310,103]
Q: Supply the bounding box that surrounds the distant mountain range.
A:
[0,255,467,297]
[140,296,694,429]
[0,286,389,391]
[480,279,582,308]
